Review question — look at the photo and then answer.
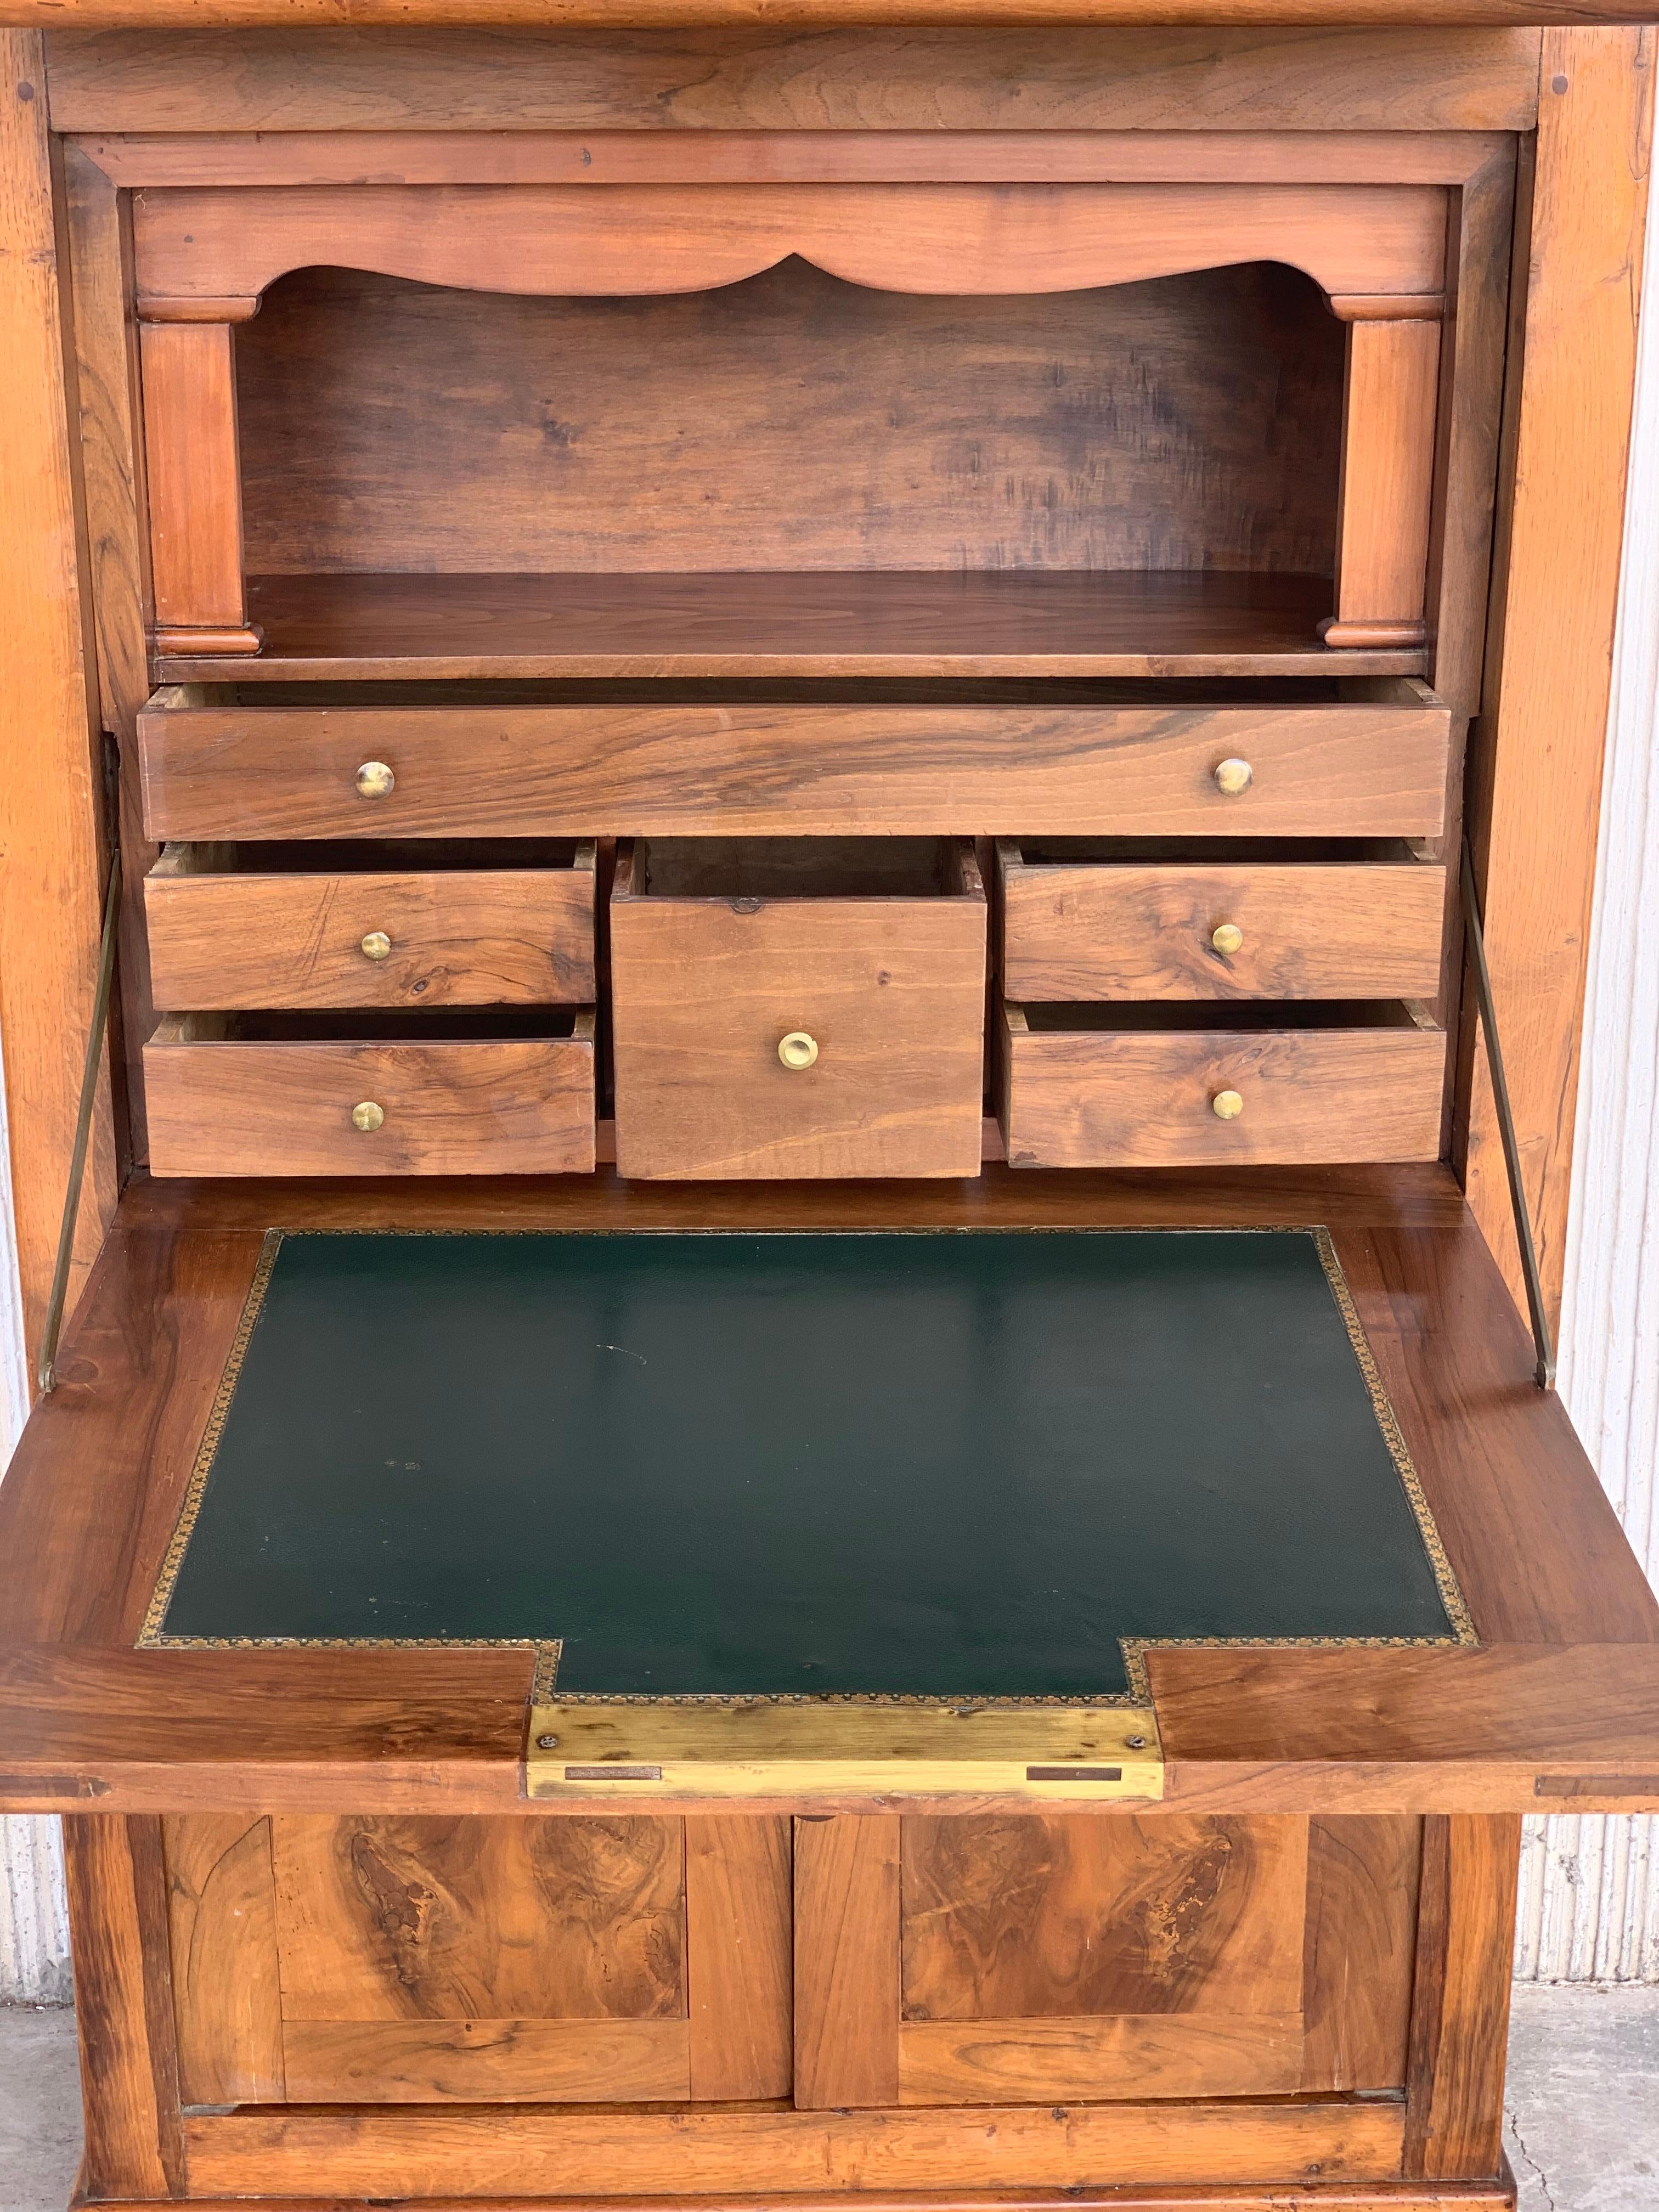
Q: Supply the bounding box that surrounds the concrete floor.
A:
[0,1985,1655,2210]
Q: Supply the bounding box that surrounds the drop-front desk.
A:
[1,8,1657,2212]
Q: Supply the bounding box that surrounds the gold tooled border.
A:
[139,1223,1476,1709]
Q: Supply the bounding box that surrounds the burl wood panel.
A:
[998,851,1446,1001]
[1001,1008,1446,1169]
[163,1815,285,2104]
[611,844,986,1179]
[235,261,1340,579]
[898,1815,1308,2104]
[137,695,1452,842]
[144,853,596,1009]
[143,1022,595,1177]
[131,180,1448,315]
[271,1816,686,2021]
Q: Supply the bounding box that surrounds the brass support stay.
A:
[37,847,122,1396]
[1460,834,1556,1390]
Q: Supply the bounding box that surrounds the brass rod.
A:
[1460,835,1556,1390]
[37,845,122,1396]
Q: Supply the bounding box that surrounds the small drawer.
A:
[144,1009,595,1178]
[611,838,986,1180]
[998,841,1445,1001]
[1000,1001,1443,1168]
[137,680,1451,841]
[144,842,595,1010]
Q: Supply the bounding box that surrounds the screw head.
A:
[535,1733,560,1751]
[1126,1735,1148,1751]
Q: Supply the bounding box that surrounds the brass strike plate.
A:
[526,1701,1163,1802]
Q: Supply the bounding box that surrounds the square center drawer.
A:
[145,841,595,1009]
[611,838,986,1180]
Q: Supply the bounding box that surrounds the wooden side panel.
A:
[1403,1814,1522,2181]
[41,29,1545,136]
[0,33,119,1369]
[1300,1815,1423,2094]
[270,1816,685,2021]
[137,318,251,636]
[163,1814,285,2105]
[1328,317,1442,646]
[1465,27,1656,1324]
[793,1814,900,2111]
[685,1815,793,2101]
[64,1815,184,2199]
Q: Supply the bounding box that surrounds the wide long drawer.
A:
[144,1012,595,1177]
[1000,1003,1444,1168]
[137,683,1452,841]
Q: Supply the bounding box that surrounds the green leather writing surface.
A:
[148,1229,1471,1700]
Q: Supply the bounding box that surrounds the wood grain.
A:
[144,848,596,1009]
[896,2013,1306,2104]
[137,318,251,636]
[900,1815,1306,2022]
[143,1015,596,1177]
[611,839,986,1179]
[1300,1816,1421,2093]
[1403,1816,1521,2181]
[131,178,1447,315]
[64,1816,184,2198]
[1464,27,1657,1328]
[998,849,1446,1001]
[61,139,158,1166]
[282,2017,692,2104]
[235,259,1341,583]
[271,1815,684,2021]
[794,1814,900,2109]
[160,572,1427,682]
[138,688,1452,842]
[0,32,119,1372]
[1000,1004,1446,1169]
[179,2098,1406,2199]
[1327,318,1443,645]
[42,27,1545,136]
[163,1814,285,2103]
[685,1815,792,2100]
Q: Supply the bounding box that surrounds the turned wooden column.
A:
[137,297,263,657]
[1322,295,1444,651]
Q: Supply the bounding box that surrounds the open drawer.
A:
[136,680,1452,840]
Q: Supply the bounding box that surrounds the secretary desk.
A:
[1,7,1658,2212]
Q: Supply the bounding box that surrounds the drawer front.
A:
[1000,854,1446,1001]
[612,899,986,1180]
[144,1029,595,1177]
[1000,1010,1444,1169]
[138,693,1451,841]
[145,865,595,1010]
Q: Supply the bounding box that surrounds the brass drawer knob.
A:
[778,1031,819,1070]
[360,930,393,961]
[351,1101,385,1132]
[1211,1088,1244,1121]
[1212,758,1253,798]
[1211,922,1244,956]
[355,760,395,799]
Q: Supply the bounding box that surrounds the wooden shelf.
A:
[154,571,1429,684]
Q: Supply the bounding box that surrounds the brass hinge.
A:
[526,1700,1163,1803]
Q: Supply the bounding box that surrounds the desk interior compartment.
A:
[611,837,986,1180]
[1000,1000,1445,1169]
[145,840,596,1009]
[144,1007,596,1178]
